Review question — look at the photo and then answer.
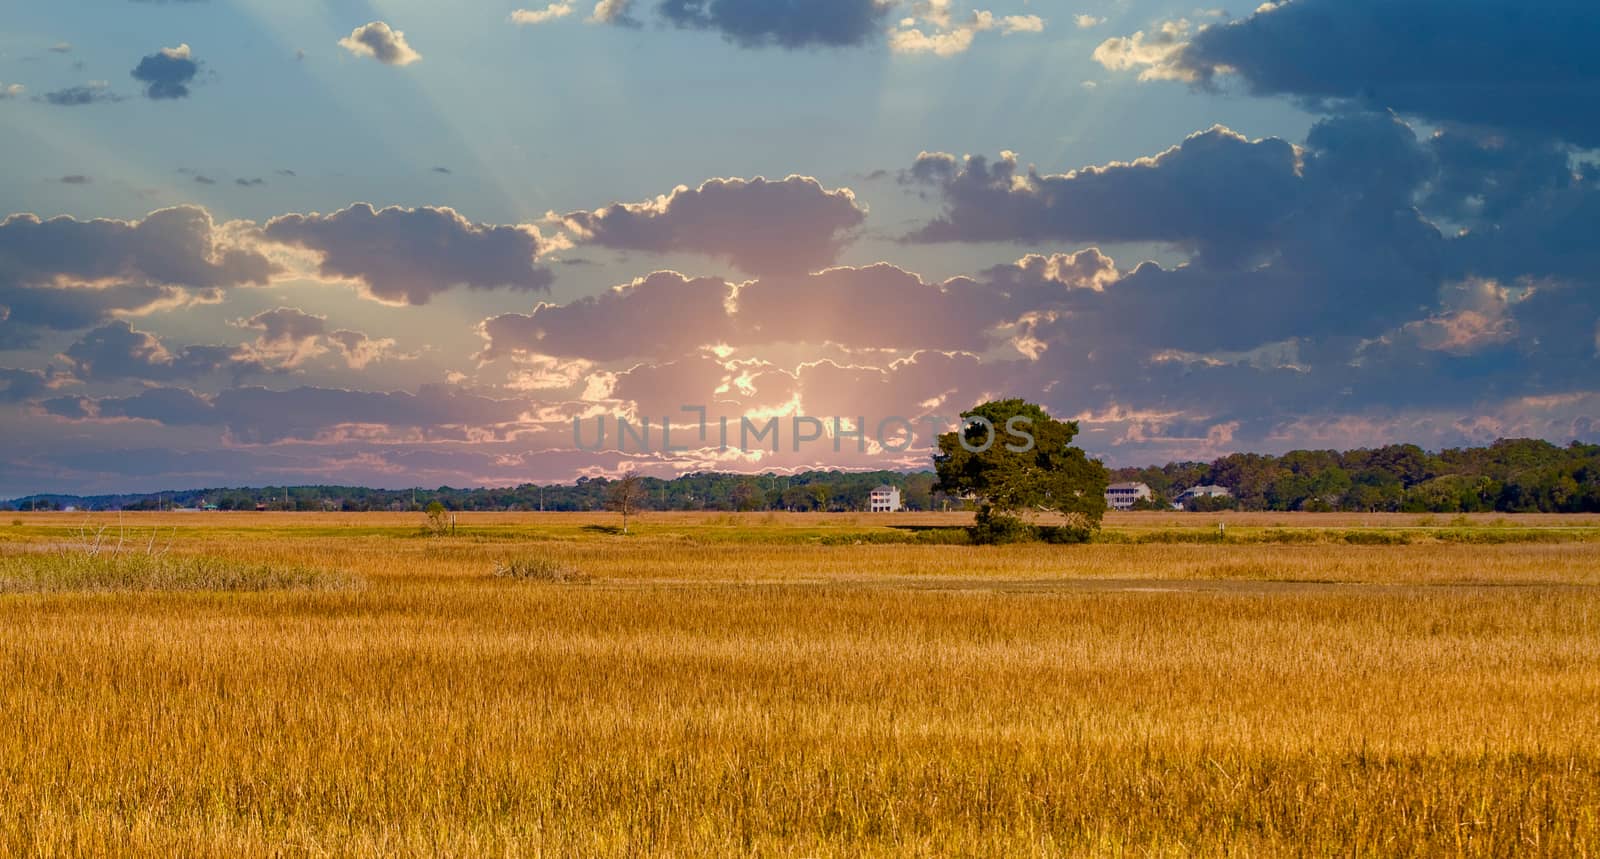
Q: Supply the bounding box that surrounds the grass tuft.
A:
[0,552,359,594]
[491,556,592,583]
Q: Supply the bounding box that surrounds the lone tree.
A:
[934,399,1109,543]
[423,500,450,536]
[606,469,648,534]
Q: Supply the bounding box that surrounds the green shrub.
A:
[1038,524,1095,544]
[1342,531,1412,545]
[968,507,1036,545]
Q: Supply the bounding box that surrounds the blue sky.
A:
[1,0,1596,494]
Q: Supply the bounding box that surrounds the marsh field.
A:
[3,511,1600,856]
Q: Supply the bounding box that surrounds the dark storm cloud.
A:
[559,176,866,274]
[889,113,1483,361]
[904,127,1303,265]
[262,204,554,306]
[1420,129,1574,225]
[1174,0,1600,146]
[131,44,200,100]
[654,0,893,48]
[1041,113,1445,354]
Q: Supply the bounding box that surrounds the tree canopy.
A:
[933,399,1110,536]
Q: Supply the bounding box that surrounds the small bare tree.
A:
[606,469,647,534]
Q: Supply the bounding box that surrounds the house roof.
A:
[871,485,897,493]
[1107,482,1149,491]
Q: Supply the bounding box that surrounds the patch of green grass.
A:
[0,553,360,594]
[817,528,971,546]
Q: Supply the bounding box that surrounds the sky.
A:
[1,0,1597,496]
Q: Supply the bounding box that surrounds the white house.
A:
[1104,482,1152,510]
[1175,484,1232,507]
[869,485,902,512]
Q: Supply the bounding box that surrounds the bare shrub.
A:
[492,557,591,583]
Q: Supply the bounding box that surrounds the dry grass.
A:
[1,511,1598,856]
[0,552,358,594]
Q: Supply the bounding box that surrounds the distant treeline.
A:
[5,471,942,514]
[1110,438,1600,513]
[7,439,1599,514]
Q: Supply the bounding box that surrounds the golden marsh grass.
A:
[1,511,1598,855]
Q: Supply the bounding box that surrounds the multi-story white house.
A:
[1104,482,1152,510]
[1175,484,1232,507]
[869,485,903,512]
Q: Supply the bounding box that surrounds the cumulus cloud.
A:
[904,126,1302,264]
[131,43,200,99]
[1092,18,1201,81]
[61,321,257,382]
[236,306,327,367]
[890,7,1046,57]
[0,283,216,348]
[262,204,555,305]
[0,205,269,347]
[338,22,421,66]
[1170,0,1600,146]
[512,3,574,24]
[234,306,401,370]
[588,0,637,24]
[1421,129,1574,225]
[558,176,865,275]
[0,206,274,291]
[890,113,1477,365]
